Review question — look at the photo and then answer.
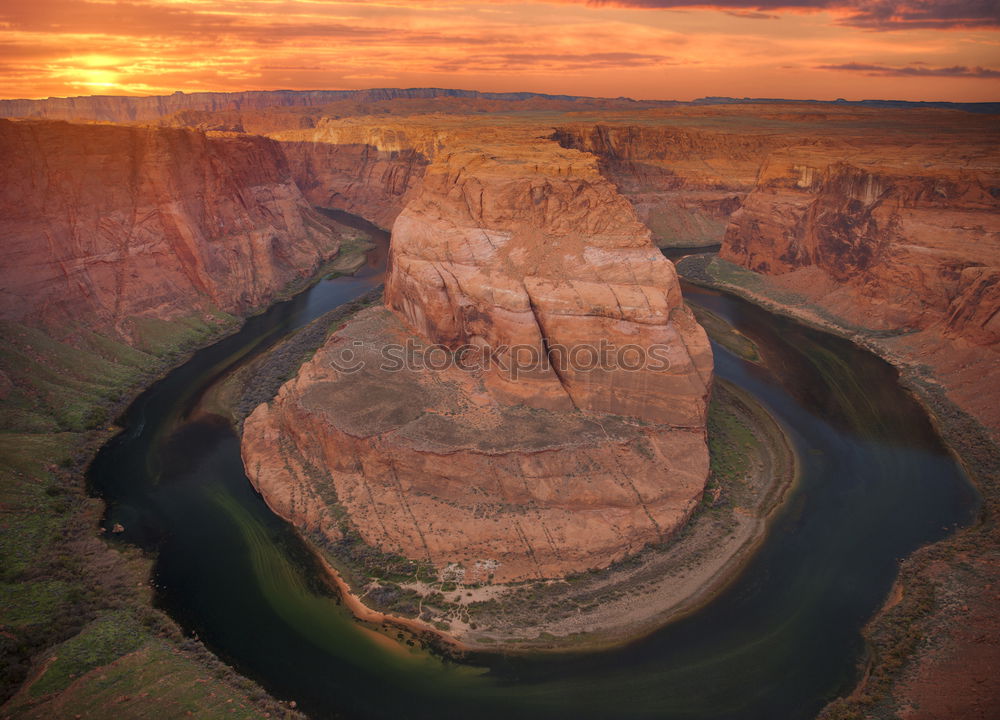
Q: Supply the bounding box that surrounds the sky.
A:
[0,0,997,101]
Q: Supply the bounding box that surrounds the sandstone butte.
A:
[240,123,714,583]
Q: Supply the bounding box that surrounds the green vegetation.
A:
[706,387,757,491]
[0,252,378,712]
[128,310,239,357]
[0,308,246,704]
[0,208,390,715]
[645,205,726,249]
[7,635,283,720]
[28,611,147,698]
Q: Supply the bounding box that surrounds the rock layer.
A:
[722,147,1000,345]
[385,135,713,425]
[272,122,431,229]
[553,122,774,247]
[0,119,343,339]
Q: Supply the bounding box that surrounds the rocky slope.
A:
[242,127,713,584]
[0,118,344,340]
[242,308,709,584]
[722,147,1000,340]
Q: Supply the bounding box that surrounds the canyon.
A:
[0,91,997,718]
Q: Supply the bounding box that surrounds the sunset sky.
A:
[0,1,997,101]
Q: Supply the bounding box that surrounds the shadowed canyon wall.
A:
[553,123,775,247]
[273,122,431,230]
[722,149,1000,345]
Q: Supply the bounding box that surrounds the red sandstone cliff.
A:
[385,136,713,424]
[271,122,430,230]
[553,122,776,247]
[722,149,1000,344]
[0,119,343,340]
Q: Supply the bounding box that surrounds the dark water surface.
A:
[89,232,978,719]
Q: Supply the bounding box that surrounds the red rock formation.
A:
[722,147,1000,345]
[385,138,713,425]
[272,122,429,229]
[0,119,343,339]
[242,308,709,583]
[242,127,713,584]
[553,123,775,247]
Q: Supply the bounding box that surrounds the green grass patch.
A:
[127,310,237,358]
[28,610,147,698]
[0,580,71,629]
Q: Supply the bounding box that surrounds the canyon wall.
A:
[271,121,431,229]
[722,148,1000,345]
[553,123,777,247]
[718,140,1000,438]
[242,127,713,583]
[0,119,344,340]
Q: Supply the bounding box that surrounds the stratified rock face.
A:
[385,139,713,426]
[553,123,774,247]
[242,129,713,584]
[242,309,709,583]
[722,149,1000,345]
[272,122,430,230]
[0,119,341,337]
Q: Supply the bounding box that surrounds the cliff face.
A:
[271,122,430,229]
[553,123,776,247]
[0,119,342,339]
[722,148,1000,345]
[242,126,713,584]
[385,136,713,425]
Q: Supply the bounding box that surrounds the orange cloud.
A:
[0,0,997,101]
[583,0,1000,30]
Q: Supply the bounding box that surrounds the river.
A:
[88,221,978,719]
